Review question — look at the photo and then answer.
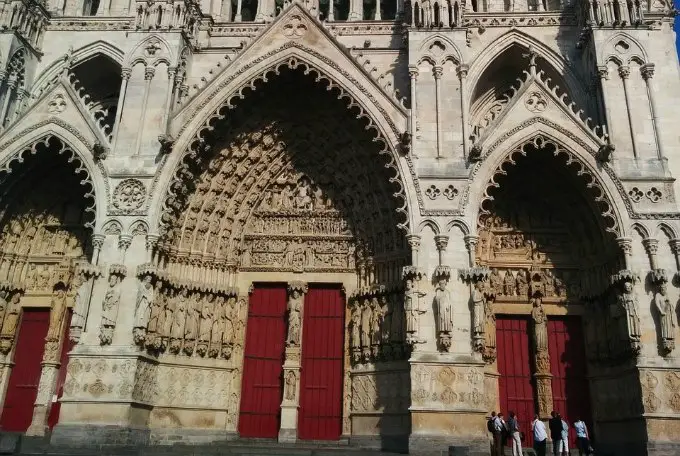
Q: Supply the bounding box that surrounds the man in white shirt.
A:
[532,414,548,456]
[493,412,506,456]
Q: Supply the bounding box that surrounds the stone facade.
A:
[0,0,678,454]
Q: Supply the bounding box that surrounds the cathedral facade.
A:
[0,0,678,454]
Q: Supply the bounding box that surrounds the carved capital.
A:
[144,67,156,80]
[597,65,609,80]
[642,238,659,256]
[434,235,449,252]
[464,234,479,252]
[640,63,655,80]
[405,234,421,251]
[408,65,419,79]
[145,234,160,252]
[91,233,106,250]
[618,65,631,80]
[457,64,469,79]
[669,238,680,256]
[108,264,127,278]
[122,67,132,80]
[433,66,443,79]
[460,267,490,284]
[650,268,668,285]
[118,234,133,252]
[402,265,425,283]
[612,269,639,286]
[616,237,633,256]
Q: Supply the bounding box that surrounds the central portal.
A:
[239,283,345,441]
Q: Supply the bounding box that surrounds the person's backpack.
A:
[487,419,494,433]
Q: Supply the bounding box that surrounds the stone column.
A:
[279,281,308,443]
[134,66,156,155]
[433,65,443,159]
[597,65,615,141]
[112,67,132,150]
[642,238,659,270]
[434,234,449,266]
[668,238,680,274]
[406,233,421,267]
[617,237,633,270]
[618,65,639,159]
[27,263,74,436]
[640,63,666,160]
[457,64,469,160]
[464,234,479,268]
[408,65,419,156]
[531,296,553,419]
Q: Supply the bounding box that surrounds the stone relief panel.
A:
[154,364,234,410]
[350,369,410,415]
[637,369,680,416]
[62,357,146,402]
[410,364,485,411]
[624,182,676,213]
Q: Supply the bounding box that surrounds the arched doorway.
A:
[475,138,620,448]
[0,137,93,433]
[151,66,410,441]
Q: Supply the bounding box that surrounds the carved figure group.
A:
[487,268,570,300]
[136,277,242,360]
[349,289,405,364]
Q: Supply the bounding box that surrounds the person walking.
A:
[488,411,497,455]
[549,411,563,456]
[532,414,548,456]
[574,417,591,456]
[507,411,523,456]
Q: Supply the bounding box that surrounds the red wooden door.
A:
[238,284,287,438]
[548,317,592,448]
[0,308,50,432]
[298,286,345,441]
[496,316,534,447]
[48,310,74,429]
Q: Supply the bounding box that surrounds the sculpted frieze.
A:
[350,371,409,414]
[410,364,485,410]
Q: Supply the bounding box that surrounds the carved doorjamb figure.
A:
[433,266,453,352]
[651,268,676,355]
[403,266,427,348]
[461,267,491,357]
[99,265,126,346]
[286,281,307,347]
[613,270,642,357]
[133,267,156,347]
[70,261,102,344]
[0,287,23,354]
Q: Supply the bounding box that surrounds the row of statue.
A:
[348,287,409,364]
[132,271,243,359]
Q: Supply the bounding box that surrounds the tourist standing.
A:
[532,414,548,456]
[492,412,505,456]
[549,411,562,456]
[507,411,522,456]
[574,417,591,456]
[488,411,498,455]
[559,414,569,456]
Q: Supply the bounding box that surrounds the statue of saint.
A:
[286,289,303,347]
[198,293,214,343]
[0,292,21,348]
[471,281,485,346]
[515,269,529,297]
[0,290,8,329]
[404,279,426,341]
[209,296,225,357]
[654,282,676,353]
[370,297,382,347]
[433,278,453,334]
[133,275,154,345]
[350,303,361,351]
[621,281,641,349]
[69,272,88,342]
[389,293,404,344]
[360,298,372,348]
[484,298,496,358]
[170,289,187,340]
[99,274,122,345]
[531,297,548,353]
[222,296,237,359]
[380,295,391,344]
[47,288,68,341]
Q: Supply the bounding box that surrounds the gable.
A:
[171,3,407,143]
[0,80,107,150]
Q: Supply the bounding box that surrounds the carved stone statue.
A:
[69,272,89,343]
[531,297,549,354]
[654,282,676,355]
[350,301,361,363]
[162,288,175,349]
[404,279,427,344]
[222,296,237,359]
[621,280,641,354]
[516,269,529,297]
[286,289,303,347]
[47,288,68,341]
[197,293,215,356]
[133,274,154,346]
[99,273,122,346]
[360,297,372,350]
[209,295,225,358]
[390,293,404,346]
[503,271,515,296]
[433,276,453,351]
[0,290,7,330]
[472,281,485,352]
[0,292,21,354]
[285,370,297,401]
[146,286,165,350]
[183,291,200,355]
[484,297,497,362]
[169,288,187,353]
[380,295,391,344]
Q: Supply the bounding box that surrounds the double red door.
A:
[496,316,592,448]
[0,308,50,431]
[298,286,345,441]
[238,284,345,441]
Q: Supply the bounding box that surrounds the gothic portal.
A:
[0,1,678,455]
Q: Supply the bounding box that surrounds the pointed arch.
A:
[30,41,125,98]
[631,222,650,239]
[465,122,631,239]
[599,32,648,65]
[466,30,587,107]
[153,41,412,232]
[0,120,108,228]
